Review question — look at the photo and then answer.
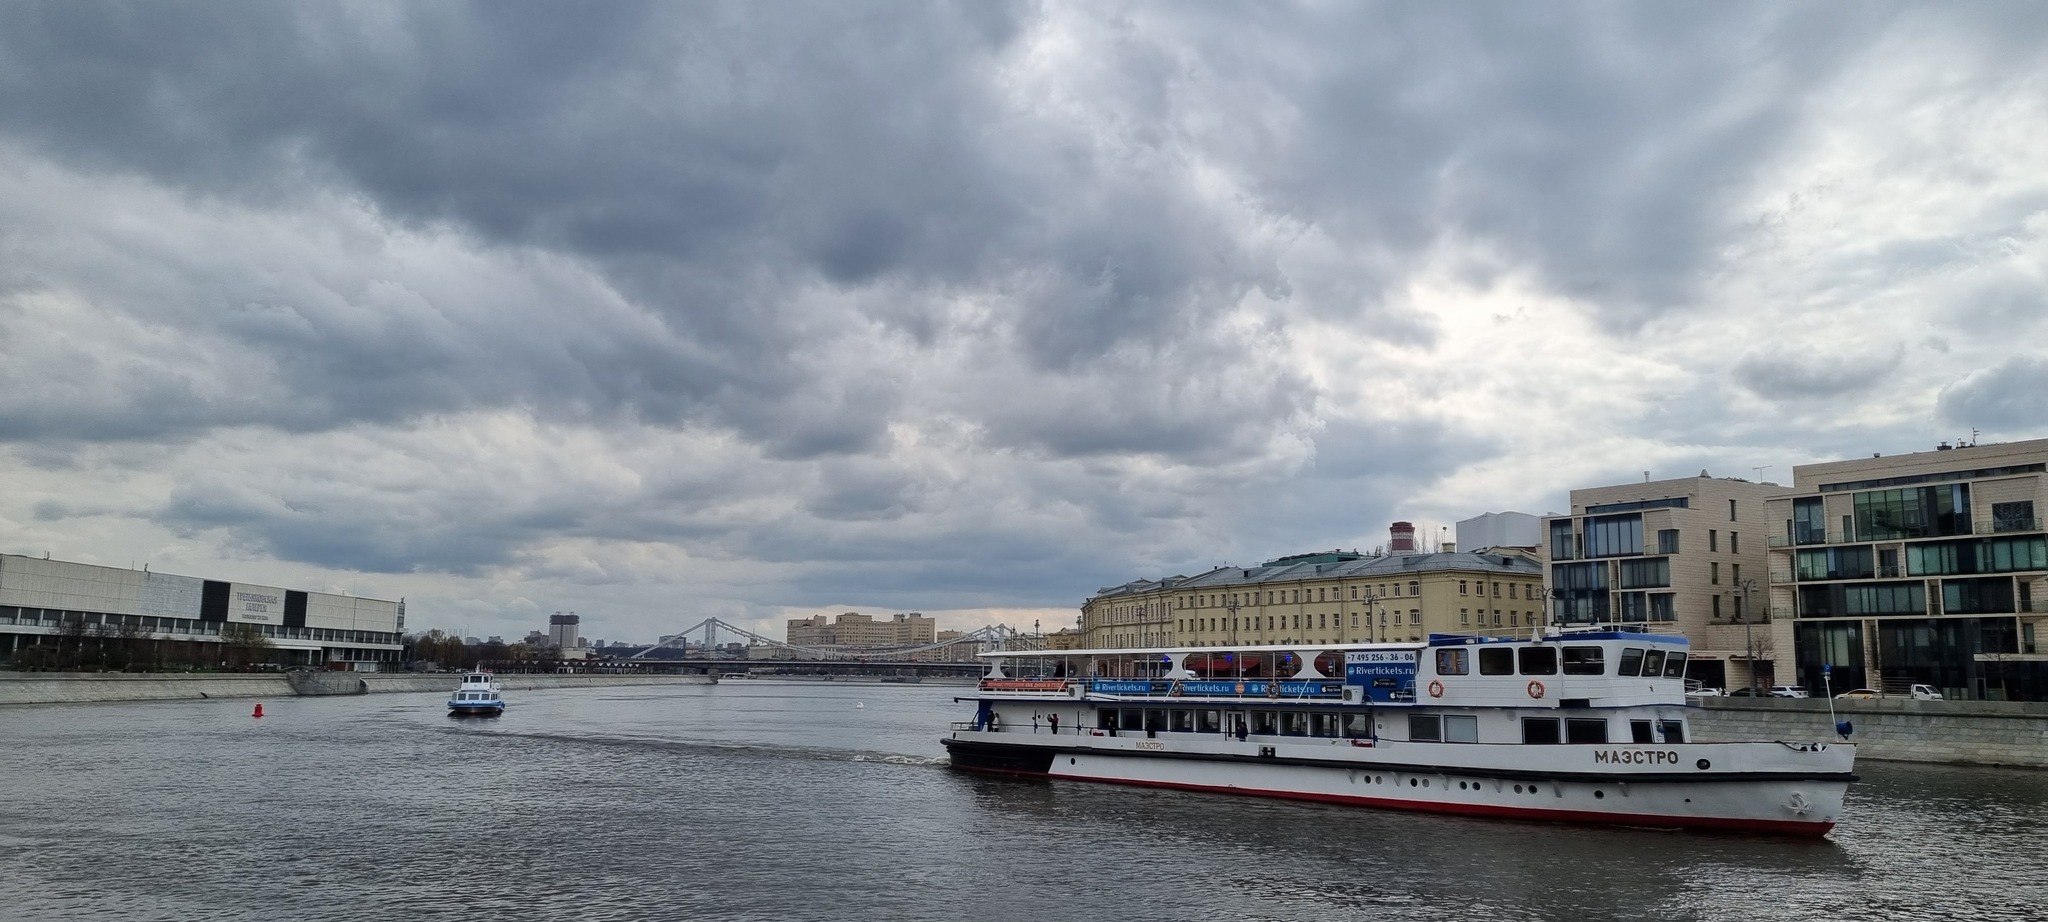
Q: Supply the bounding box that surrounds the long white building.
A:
[0,553,405,670]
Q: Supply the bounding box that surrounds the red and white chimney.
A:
[1389,521,1417,554]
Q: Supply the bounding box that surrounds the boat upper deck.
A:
[977,630,1695,709]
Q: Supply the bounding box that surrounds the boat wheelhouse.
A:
[447,671,506,716]
[941,629,1855,836]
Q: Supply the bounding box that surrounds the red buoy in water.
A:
[252,703,265,718]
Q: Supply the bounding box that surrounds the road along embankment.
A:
[1689,697,2048,768]
[0,672,715,706]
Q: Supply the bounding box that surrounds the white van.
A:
[1909,683,1944,700]
[1768,685,1809,698]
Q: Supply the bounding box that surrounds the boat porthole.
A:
[1410,778,1418,787]
[1375,776,1384,784]
[1594,790,1605,799]
[1458,781,1467,790]
[1513,784,1522,793]
[1422,779,1430,788]
[1696,758,1711,770]
[1069,758,1076,765]
[1684,798,1693,803]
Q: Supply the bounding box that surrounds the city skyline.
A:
[4,3,2046,643]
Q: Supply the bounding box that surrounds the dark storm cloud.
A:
[1164,3,1896,326]
[1937,356,2048,436]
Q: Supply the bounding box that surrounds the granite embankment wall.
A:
[0,672,714,705]
[1690,698,2048,768]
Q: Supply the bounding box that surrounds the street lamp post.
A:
[1733,578,1759,696]
[1224,596,1241,646]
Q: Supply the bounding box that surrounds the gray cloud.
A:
[1938,356,2048,437]
[3,2,2047,637]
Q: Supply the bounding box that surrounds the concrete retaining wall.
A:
[1691,698,2048,768]
[0,672,715,705]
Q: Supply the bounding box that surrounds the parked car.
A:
[1685,687,1723,697]
[1909,683,1944,700]
[1728,687,1769,697]
[1768,685,1809,698]
[1835,688,1881,699]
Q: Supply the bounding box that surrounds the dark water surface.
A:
[3,680,2043,921]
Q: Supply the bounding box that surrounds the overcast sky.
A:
[4,2,2045,645]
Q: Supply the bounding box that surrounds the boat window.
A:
[1617,648,1645,677]
[1343,713,1376,739]
[1659,720,1686,743]
[1409,713,1442,742]
[1631,720,1655,743]
[1521,717,1561,745]
[1250,711,1277,735]
[1565,718,1609,745]
[1661,651,1688,678]
[1435,648,1469,676]
[1517,646,1558,675]
[1444,714,1479,743]
[1199,710,1223,733]
[1312,713,1341,738]
[1561,646,1605,675]
[1281,713,1309,736]
[1640,649,1666,677]
[1145,709,1168,733]
[1120,708,1145,729]
[1098,709,1119,730]
[1171,710,1195,733]
[1478,647,1515,675]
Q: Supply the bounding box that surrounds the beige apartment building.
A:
[1082,524,1546,651]
[785,611,937,647]
[1540,474,1779,693]
[1765,439,2048,701]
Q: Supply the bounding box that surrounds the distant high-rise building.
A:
[548,612,581,649]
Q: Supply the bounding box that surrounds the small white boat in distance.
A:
[447,671,506,716]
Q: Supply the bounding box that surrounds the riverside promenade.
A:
[1690,697,2048,768]
[0,671,715,705]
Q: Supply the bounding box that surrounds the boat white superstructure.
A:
[447,671,506,716]
[941,629,1854,835]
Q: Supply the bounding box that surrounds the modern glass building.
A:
[1540,474,1780,692]
[1765,439,2048,701]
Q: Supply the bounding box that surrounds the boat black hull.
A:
[942,737,1056,775]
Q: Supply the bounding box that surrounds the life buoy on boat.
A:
[1427,680,1444,698]
[1169,682,1184,697]
[1527,680,1546,699]
[1265,681,1281,699]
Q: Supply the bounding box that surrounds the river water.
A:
[2,680,2043,922]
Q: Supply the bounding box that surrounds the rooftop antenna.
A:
[1643,471,1650,482]
[1752,465,1772,482]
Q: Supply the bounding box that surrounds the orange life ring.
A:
[1427,680,1445,698]
[1527,680,1546,699]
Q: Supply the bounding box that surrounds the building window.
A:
[1492,582,1501,597]
[1709,530,1718,552]
[1508,584,1517,599]
[1730,532,1740,554]
[1351,587,1359,600]
[1730,499,1738,521]
[1711,562,1720,585]
[1460,580,1468,595]
[1657,529,1680,554]
[1408,580,1420,596]
[1461,608,1470,625]
[1993,501,2038,532]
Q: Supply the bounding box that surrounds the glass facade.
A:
[1551,561,1607,624]
[1796,546,1875,581]
[1853,484,1972,541]
[1584,514,1642,558]
[1793,496,1827,545]
[1906,535,2048,576]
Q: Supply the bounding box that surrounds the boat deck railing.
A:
[979,677,1349,701]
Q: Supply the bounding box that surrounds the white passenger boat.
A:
[941,629,1855,836]
[447,671,506,716]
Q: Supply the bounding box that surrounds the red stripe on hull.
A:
[953,764,1833,836]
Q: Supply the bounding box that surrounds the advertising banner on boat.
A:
[1345,650,1418,703]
